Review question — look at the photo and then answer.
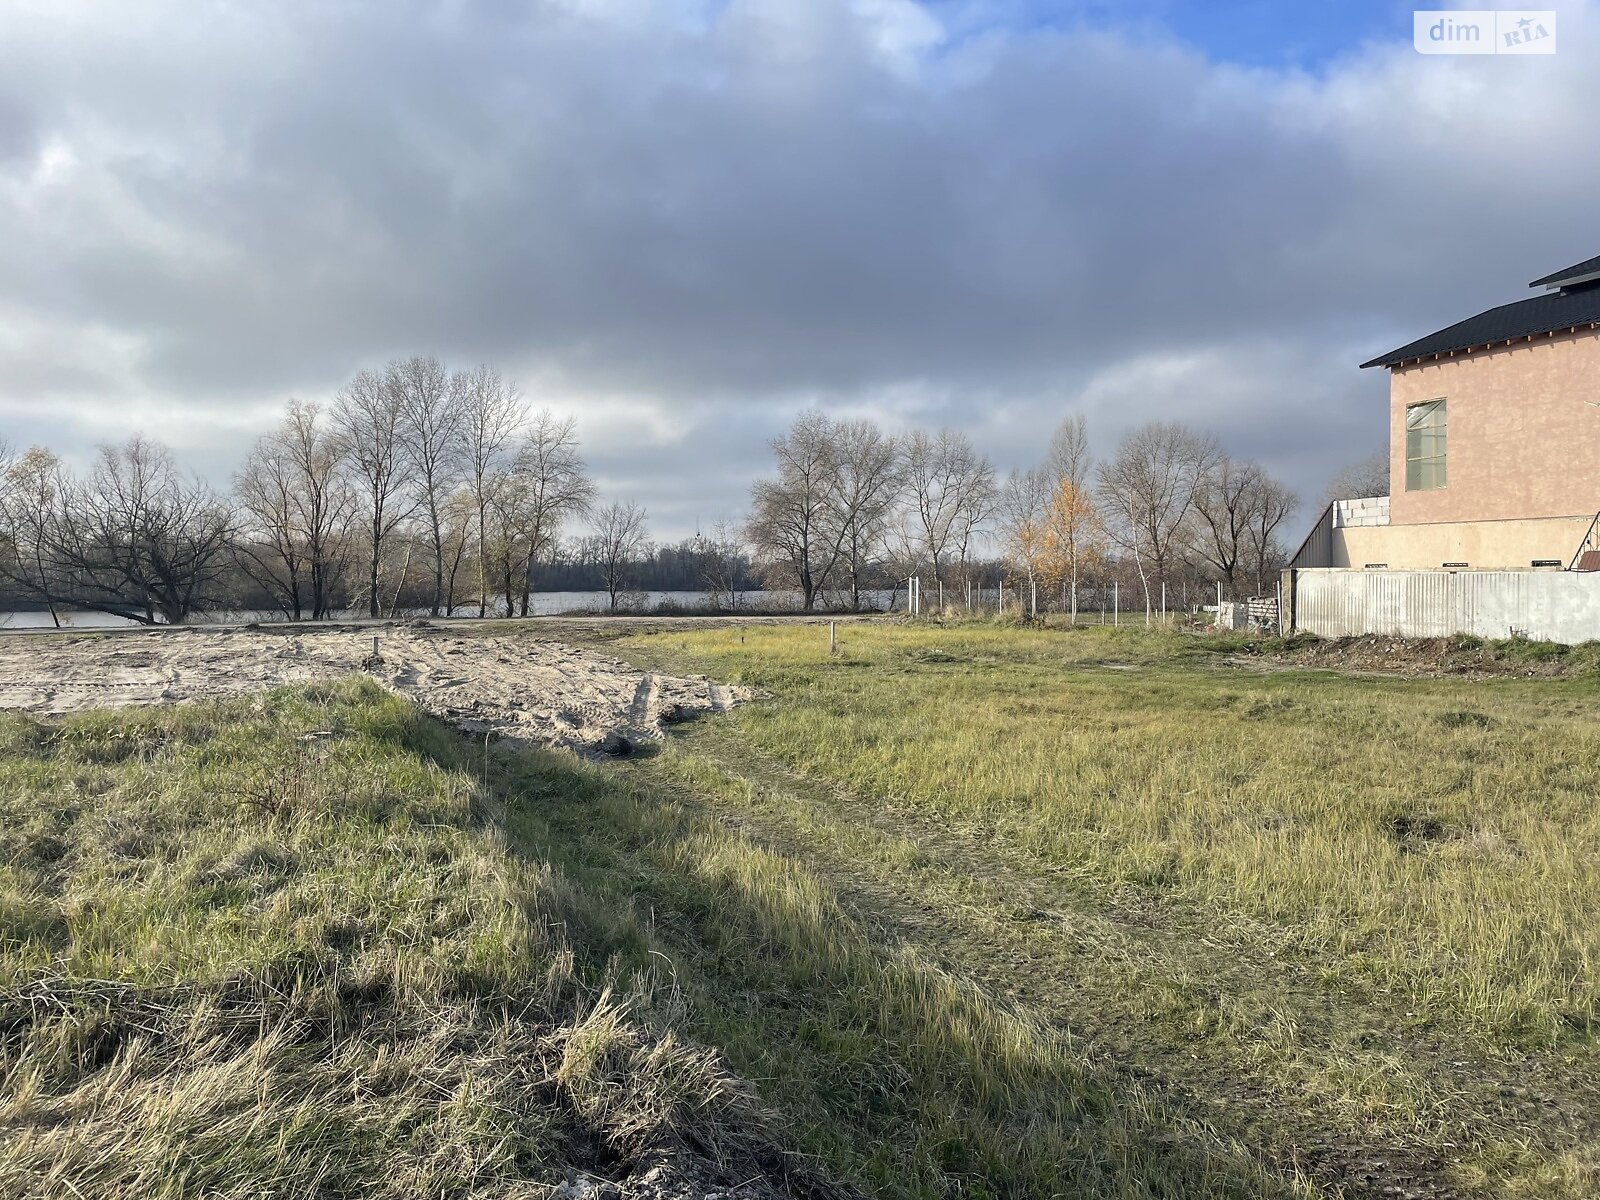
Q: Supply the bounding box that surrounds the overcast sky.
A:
[2,0,1596,541]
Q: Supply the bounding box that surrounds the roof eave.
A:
[1528,253,1600,288]
[1534,271,1600,291]
[1360,322,1600,371]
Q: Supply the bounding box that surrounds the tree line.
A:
[743,411,1302,616]
[2,371,1311,625]
[0,357,654,625]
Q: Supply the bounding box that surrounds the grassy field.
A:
[0,680,823,1199]
[600,621,1600,1199]
[4,622,1599,1198]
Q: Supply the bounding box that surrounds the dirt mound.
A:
[0,628,755,755]
[1239,633,1600,679]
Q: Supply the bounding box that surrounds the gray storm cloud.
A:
[1,0,1597,537]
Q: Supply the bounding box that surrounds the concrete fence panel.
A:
[1291,569,1600,644]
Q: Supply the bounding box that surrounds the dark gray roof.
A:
[1360,279,1600,369]
[1530,254,1600,289]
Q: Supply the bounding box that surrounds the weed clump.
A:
[1437,709,1495,730]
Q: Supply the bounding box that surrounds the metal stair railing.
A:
[1568,512,1600,571]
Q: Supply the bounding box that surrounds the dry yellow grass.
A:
[0,680,821,1200]
[9,623,1600,1199]
[607,620,1600,1198]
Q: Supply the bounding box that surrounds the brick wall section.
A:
[1388,327,1600,526]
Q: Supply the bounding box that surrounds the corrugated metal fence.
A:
[1290,569,1600,644]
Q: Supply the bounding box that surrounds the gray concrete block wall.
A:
[1213,602,1249,631]
[1332,497,1391,529]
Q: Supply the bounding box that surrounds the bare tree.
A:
[1047,415,1092,494]
[50,436,235,624]
[0,446,66,625]
[0,438,12,614]
[899,428,994,598]
[999,466,1052,611]
[333,368,411,618]
[439,484,479,614]
[950,448,997,591]
[747,411,844,611]
[234,401,353,620]
[391,356,464,616]
[459,365,525,616]
[1191,455,1261,594]
[899,429,957,589]
[1097,422,1219,618]
[1247,475,1299,594]
[590,501,649,612]
[1193,457,1301,597]
[233,429,305,619]
[289,403,354,620]
[1322,448,1390,506]
[696,519,749,612]
[493,410,594,617]
[827,418,900,610]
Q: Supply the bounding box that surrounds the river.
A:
[0,589,898,629]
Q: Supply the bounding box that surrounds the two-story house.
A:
[1294,254,1600,571]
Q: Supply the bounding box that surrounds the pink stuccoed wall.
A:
[1388,327,1600,527]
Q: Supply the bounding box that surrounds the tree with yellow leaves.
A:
[1000,415,1106,620]
[1029,416,1102,620]
[1040,475,1103,620]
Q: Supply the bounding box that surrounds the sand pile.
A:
[0,626,751,755]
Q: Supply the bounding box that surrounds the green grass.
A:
[499,729,1306,1199]
[0,668,1308,1200]
[8,624,1600,1198]
[0,680,811,1200]
[606,621,1600,1198]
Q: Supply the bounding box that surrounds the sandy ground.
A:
[0,625,756,755]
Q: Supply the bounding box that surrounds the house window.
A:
[1405,399,1447,491]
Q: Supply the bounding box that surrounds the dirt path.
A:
[651,725,1600,1200]
[0,626,754,755]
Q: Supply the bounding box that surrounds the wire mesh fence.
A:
[888,575,1284,633]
